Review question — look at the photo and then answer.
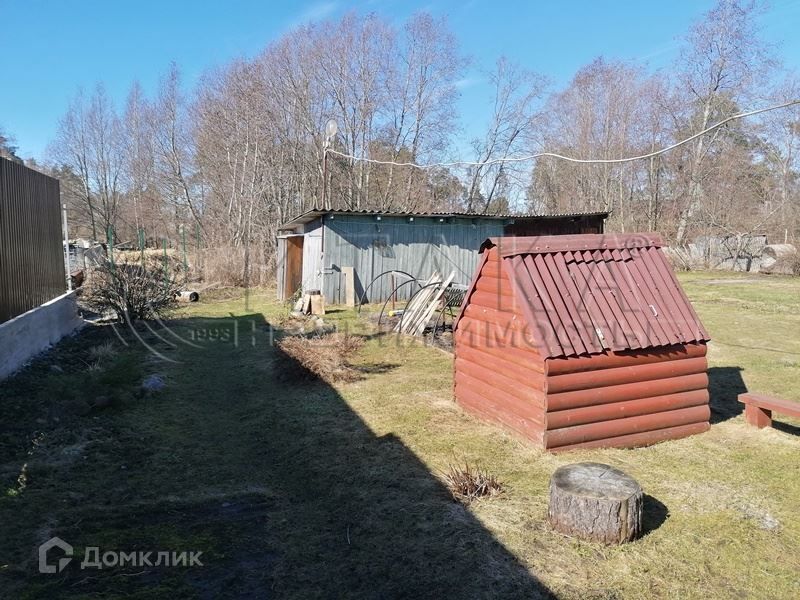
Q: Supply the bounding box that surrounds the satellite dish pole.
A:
[322,119,338,210]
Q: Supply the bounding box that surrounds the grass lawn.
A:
[1,273,799,598]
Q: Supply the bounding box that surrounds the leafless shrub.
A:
[442,461,503,503]
[83,261,180,321]
[88,341,116,362]
[201,245,272,287]
[114,250,187,276]
[278,333,365,383]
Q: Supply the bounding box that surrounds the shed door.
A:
[285,236,304,299]
[302,232,323,293]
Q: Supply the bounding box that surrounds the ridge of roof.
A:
[480,233,664,258]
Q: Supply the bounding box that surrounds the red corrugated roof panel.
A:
[458,234,709,359]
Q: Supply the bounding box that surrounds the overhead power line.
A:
[325,99,800,169]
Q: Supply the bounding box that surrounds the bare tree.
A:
[44,4,798,284]
[528,59,643,218]
[49,85,124,240]
[466,57,547,213]
[123,81,157,239]
[153,63,204,234]
[0,126,22,163]
[761,75,800,243]
[673,0,775,244]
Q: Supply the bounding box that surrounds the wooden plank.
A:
[479,261,504,280]
[462,303,530,334]
[455,384,545,443]
[455,324,542,367]
[455,371,546,426]
[546,389,709,430]
[546,342,707,375]
[545,405,710,448]
[455,345,545,388]
[411,271,455,335]
[395,272,438,333]
[467,290,520,314]
[546,356,708,394]
[744,404,773,428]
[548,421,709,452]
[546,372,709,411]
[453,250,490,330]
[455,357,546,407]
[404,272,442,334]
[474,275,515,297]
[341,266,355,306]
[738,393,800,416]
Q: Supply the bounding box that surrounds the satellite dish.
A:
[325,119,338,139]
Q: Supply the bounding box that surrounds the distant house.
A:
[276,208,607,303]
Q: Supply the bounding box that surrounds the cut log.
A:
[175,290,199,302]
[548,462,642,544]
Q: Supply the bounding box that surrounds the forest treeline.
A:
[2,0,798,283]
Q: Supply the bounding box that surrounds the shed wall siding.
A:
[322,214,504,303]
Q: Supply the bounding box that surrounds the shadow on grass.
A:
[1,314,554,598]
[707,366,800,436]
[708,366,747,424]
[772,420,800,436]
[641,494,669,538]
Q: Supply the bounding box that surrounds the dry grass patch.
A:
[278,332,365,383]
[442,461,504,503]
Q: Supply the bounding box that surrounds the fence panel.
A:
[0,157,65,323]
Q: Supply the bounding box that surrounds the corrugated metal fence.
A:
[0,157,65,323]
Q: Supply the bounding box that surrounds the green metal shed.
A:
[276,209,607,304]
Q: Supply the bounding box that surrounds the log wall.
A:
[542,343,709,451]
[454,248,546,444]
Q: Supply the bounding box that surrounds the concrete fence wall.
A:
[0,290,84,380]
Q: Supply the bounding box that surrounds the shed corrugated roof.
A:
[460,234,709,359]
[280,208,608,228]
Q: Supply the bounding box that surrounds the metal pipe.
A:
[62,204,71,292]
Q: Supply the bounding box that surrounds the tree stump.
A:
[548,462,643,544]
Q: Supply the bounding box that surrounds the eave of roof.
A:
[280,208,609,228]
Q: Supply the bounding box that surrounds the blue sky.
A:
[1,0,798,161]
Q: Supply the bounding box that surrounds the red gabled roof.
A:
[456,234,710,359]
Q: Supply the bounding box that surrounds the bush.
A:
[442,461,503,503]
[83,261,180,321]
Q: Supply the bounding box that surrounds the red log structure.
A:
[453,234,711,452]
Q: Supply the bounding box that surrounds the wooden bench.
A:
[738,393,800,428]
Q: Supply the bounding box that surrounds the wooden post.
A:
[342,267,355,307]
[549,462,643,544]
[744,403,772,428]
[390,272,396,311]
